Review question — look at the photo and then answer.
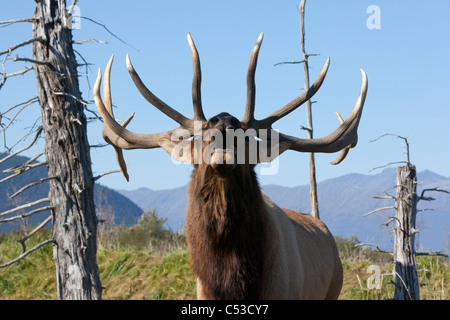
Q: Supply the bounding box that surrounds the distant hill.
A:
[4,152,447,252]
[118,186,188,231]
[117,168,450,252]
[0,153,143,232]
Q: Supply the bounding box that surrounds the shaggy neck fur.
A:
[186,164,268,299]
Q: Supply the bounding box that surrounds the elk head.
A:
[94,33,367,181]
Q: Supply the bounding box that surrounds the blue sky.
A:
[1,1,449,191]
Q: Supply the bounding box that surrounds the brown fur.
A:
[186,163,343,299]
[186,163,267,299]
[184,115,343,300]
[281,208,343,299]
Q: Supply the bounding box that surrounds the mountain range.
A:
[0,153,143,233]
[118,168,450,252]
[1,153,448,253]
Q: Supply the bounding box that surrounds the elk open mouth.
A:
[210,148,236,163]
[209,147,236,171]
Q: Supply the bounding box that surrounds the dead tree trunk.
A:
[274,0,322,219]
[364,134,448,299]
[298,0,319,219]
[393,165,420,300]
[32,0,102,299]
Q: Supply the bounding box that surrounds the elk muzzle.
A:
[203,113,242,173]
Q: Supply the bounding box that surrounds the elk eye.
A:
[230,118,239,128]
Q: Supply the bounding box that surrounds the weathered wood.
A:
[32,0,102,300]
[298,0,319,219]
[393,165,420,300]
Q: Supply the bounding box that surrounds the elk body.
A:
[94,33,368,299]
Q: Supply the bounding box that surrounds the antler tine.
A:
[242,32,264,126]
[98,55,130,181]
[240,32,330,130]
[278,69,368,157]
[103,55,114,115]
[329,111,350,165]
[187,33,206,122]
[126,54,192,128]
[94,56,181,181]
[257,57,330,129]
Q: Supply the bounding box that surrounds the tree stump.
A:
[393,165,420,300]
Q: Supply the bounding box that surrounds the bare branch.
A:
[90,143,107,149]
[93,170,120,182]
[368,161,408,173]
[3,151,45,173]
[1,96,38,117]
[0,127,42,164]
[70,116,82,125]
[355,243,393,255]
[4,124,42,152]
[382,216,400,226]
[84,104,102,122]
[418,188,450,201]
[66,0,78,16]
[53,91,89,105]
[9,175,58,199]
[0,66,33,90]
[370,133,406,143]
[370,133,411,165]
[0,239,55,269]
[73,39,108,45]
[78,16,137,51]
[0,206,53,224]
[375,190,397,199]
[373,195,396,200]
[299,125,312,133]
[73,49,92,90]
[0,161,47,184]
[0,18,36,28]
[0,97,39,133]
[0,198,49,218]
[5,65,34,77]
[274,59,306,67]
[362,206,395,217]
[415,251,449,258]
[12,56,50,66]
[417,208,435,213]
[0,37,44,57]
[18,215,52,249]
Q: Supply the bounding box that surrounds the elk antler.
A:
[187,33,207,122]
[242,32,264,126]
[242,32,330,130]
[278,69,367,164]
[242,33,368,164]
[94,34,207,181]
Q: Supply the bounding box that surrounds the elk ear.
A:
[158,138,193,163]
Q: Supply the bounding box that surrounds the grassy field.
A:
[0,231,448,300]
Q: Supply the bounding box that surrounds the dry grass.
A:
[1,232,448,300]
[98,246,196,300]
[338,255,449,300]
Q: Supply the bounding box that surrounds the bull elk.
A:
[94,33,368,299]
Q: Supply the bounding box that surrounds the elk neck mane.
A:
[186,164,269,299]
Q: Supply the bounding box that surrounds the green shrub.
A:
[103,210,187,252]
